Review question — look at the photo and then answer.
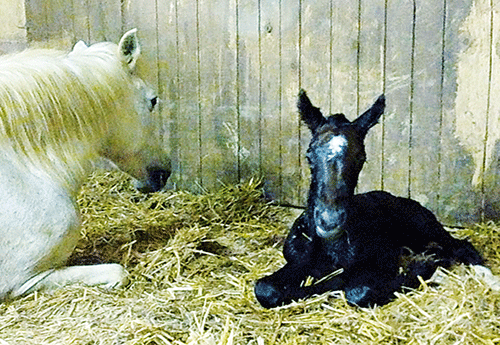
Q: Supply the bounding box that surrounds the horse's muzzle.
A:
[134,166,171,193]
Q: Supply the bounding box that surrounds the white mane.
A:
[0,43,136,160]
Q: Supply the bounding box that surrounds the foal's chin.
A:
[315,225,344,240]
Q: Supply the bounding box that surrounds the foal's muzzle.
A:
[134,166,171,193]
[313,204,347,239]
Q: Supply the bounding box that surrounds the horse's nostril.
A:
[133,167,170,193]
[148,167,170,188]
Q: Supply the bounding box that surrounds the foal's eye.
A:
[149,96,158,111]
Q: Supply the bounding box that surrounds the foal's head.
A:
[298,90,385,239]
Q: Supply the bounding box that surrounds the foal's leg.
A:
[401,198,484,265]
[282,213,315,264]
[255,262,345,308]
[255,263,310,308]
[343,268,401,307]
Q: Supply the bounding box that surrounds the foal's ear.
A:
[298,89,326,132]
[353,95,385,135]
[118,28,141,70]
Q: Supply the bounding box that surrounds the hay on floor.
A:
[0,171,499,345]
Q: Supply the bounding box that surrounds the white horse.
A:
[0,29,171,301]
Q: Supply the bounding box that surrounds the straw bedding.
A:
[0,171,499,344]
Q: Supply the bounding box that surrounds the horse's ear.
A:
[298,89,326,133]
[353,94,385,135]
[118,28,141,70]
[69,40,88,55]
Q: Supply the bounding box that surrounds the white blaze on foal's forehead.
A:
[326,135,348,160]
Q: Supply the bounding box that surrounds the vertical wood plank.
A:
[259,0,284,202]
[450,0,490,224]
[407,0,445,212]
[356,0,386,194]
[236,0,261,184]
[157,0,181,190]
[25,0,75,46]
[279,0,301,205]
[327,0,359,116]
[382,0,414,198]
[198,0,239,190]
[481,0,500,220]
[87,0,122,43]
[172,0,202,189]
[437,0,476,224]
[72,0,90,43]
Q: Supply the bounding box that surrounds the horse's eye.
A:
[149,96,158,111]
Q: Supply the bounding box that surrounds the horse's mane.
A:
[0,43,134,160]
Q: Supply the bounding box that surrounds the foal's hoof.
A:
[254,279,284,309]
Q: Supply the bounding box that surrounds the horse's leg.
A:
[0,157,128,300]
[10,264,128,298]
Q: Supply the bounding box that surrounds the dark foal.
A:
[254,90,484,309]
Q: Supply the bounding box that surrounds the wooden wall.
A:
[6,0,500,225]
[0,0,27,53]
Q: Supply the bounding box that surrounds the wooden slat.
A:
[237,0,262,185]
[71,0,90,43]
[278,0,301,206]
[408,0,446,212]
[448,0,491,224]
[480,0,500,220]
[435,0,475,224]
[87,0,121,43]
[356,0,385,194]
[198,0,240,191]
[156,0,181,190]
[259,0,284,202]
[381,0,414,198]
[170,0,203,190]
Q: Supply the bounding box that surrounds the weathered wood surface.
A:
[9,0,500,225]
[0,0,27,53]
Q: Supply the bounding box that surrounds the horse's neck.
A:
[45,144,98,195]
[2,143,97,198]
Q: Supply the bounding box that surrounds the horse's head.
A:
[298,89,385,239]
[82,29,171,193]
